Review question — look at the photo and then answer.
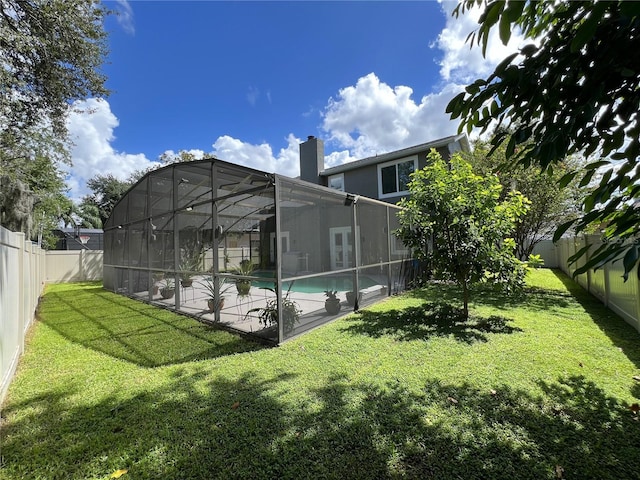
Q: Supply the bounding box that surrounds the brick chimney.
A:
[299,135,324,184]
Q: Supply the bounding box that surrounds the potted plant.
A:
[198,275,231,313]
[324,290,341,315]
[180,250,202,287]
[152,271,165,282]
[234,259,254,295]
[151,271,164,295]
[346,290,362,307]
[160,278,175,299]
[247,284,301,334]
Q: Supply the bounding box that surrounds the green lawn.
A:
[2,270,640,480]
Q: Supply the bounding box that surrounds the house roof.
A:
[320,133,470,176]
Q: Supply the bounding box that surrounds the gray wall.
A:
[341,145,453,204]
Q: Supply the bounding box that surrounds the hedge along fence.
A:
[555,235,640,334]
[0,226,46,405]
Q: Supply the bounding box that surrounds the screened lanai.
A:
[103,159,415,344]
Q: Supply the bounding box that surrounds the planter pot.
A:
[283,313,298,334]
[346,291,362,307]
[152,285,159,295]
[325,299,341,315]
[207,298,225,313]
[236,280,251,295]
[181,279,193,288]
[160,288,175,299]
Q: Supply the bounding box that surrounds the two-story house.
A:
[299,133,471,204]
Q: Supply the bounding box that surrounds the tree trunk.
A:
[461,280,469,320]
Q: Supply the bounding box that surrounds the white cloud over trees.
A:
[66,99,158,200]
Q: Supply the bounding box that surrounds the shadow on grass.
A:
[39,284,265,367]
[341,301,522,343]
[3,370,639,479]
[550,269,640,369]
[407,280,574,313]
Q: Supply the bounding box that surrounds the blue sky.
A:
[65,0,522,200]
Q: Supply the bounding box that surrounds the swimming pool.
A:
[250,272,380,294]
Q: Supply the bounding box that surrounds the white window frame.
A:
[377,155,418,199]
[328,173,345,192]
[390,233,410,256]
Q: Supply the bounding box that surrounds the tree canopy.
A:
[80,174,134,228]
[0,0,109,152]
[464,135,584,260]
[447,1,640,278]
[0,0,110,245]
[396,150,529,319]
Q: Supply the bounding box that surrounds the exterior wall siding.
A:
[333,145,456,204]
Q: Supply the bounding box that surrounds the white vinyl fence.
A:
[552,235,640,334]
[1,227,106,405]
[0,226,46,405]
[46,250,103,283]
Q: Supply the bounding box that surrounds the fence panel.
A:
[553,236,640,334]
[531,240,559,268]
[46,250,103,283]
[606,259,640,332]
[0,226,46,404]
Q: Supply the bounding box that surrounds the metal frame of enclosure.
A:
[103,159,414,344]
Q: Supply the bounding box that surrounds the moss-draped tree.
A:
[0,0,110,243]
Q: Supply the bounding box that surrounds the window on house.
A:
[377,156,417,198]
[328,173,345,192]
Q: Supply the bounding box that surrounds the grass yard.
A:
[1,269,640,479]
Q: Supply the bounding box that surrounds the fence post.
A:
[603,250,610,307]
[584,234,591,293]
[635,264,640,332]
[79,249,84,281]
[17,232,26,354]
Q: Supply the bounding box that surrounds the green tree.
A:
[465,136,584,260]
[1,0,110,242]
[0,0,109,152]
[81,174,132,227]
[396,150,529,319]
[159,150,199,164]
[76,203,102,229]
[447,0,640,278]
[0,153,73,248]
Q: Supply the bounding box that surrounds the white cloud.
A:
[318,2,525,161]
[321,73,461,159]
[436,0,524,84]
[115,0,135,35]
[324,149,358,169]
[211,133,301,177]
[158,149,207,163]
[66,98,158,201]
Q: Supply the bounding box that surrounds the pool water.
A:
[250,272,380,294]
